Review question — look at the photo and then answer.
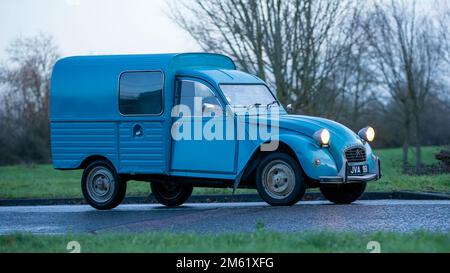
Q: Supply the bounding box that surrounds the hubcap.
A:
[262,160,296,199]
[157,182,182,200]
[87,166,115,203]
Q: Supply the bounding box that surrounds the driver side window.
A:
[176,80,222,116]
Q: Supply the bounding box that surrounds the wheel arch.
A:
[238,140,311,188]
[79,155,116,170]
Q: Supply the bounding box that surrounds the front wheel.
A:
[150,181,193,207]
[256,152,306,206]
[320,182,366,204]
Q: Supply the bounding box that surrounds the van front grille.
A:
[345,147,366,163]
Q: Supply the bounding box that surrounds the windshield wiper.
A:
[266,100,279,109]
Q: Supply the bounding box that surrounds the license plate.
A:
[348,164,368,175]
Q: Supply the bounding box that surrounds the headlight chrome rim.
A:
[358,126,375,142]
[314,128,330,147]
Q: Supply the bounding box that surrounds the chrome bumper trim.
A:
[319,157,381,184]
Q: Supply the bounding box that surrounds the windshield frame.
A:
[219,83,281,109]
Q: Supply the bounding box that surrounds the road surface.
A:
[0,200,449,234]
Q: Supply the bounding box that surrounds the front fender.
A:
[278,133,338,180]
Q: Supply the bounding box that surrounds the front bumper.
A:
[319,156,382,184]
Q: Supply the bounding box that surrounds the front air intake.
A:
[345,147,366,163]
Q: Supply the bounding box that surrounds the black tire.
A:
[81,160,126,210]
[151,181,193,207]
[320,182,366,204]
[256,152,306,206]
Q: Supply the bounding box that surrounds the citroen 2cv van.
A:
[50,53,381,210]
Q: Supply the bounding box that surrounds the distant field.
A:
[1,231,449,253]
[367,146,450,193]
[0,146,448,199]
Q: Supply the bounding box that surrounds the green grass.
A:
[0,146,448,199]
[0,231,448,253]
[367,146,450,193]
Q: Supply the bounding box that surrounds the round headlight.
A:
[358,126,375,142]
[314,129,330,147]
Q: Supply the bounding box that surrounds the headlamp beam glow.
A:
[358,126,375,142]
[314,129,330,147]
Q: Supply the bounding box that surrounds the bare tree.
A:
[169,0,363,117]
[439,0,450,65]
[361,0,447,171]
[0,33,59,164]
[331,14,383,128]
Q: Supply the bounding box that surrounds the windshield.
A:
[220,84,279,108]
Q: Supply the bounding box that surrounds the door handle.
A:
[133,124,143,137]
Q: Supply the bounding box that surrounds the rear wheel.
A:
[150,181,193,207]
[256,152,306,206]
[320,182,366,204]
[81,160,126,210]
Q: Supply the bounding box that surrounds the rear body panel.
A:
[50,53,235,175]
[51,122,118,169]
[118,121,165,174]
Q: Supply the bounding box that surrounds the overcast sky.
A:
[0,0,443,61]
[0,0,200,60]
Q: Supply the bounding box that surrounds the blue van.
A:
[50,53,381,209]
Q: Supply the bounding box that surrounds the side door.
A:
[118,71,166,174]
[170,78,236,173]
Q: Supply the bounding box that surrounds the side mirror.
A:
[202,103,223,116]
[286,104,293,112]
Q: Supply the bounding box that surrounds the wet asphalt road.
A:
[0,200,449,235]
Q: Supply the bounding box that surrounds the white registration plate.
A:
[348,164,368,175]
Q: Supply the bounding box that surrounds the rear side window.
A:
[119,71,163,115]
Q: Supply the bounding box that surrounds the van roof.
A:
[50,53,238,121]
[54,53,236,71]
[177,69,264,84]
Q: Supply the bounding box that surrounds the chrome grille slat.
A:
[345,147,366,163]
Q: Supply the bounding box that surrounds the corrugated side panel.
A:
[118,122,165,174]
[51,122,118,169]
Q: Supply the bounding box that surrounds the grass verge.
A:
[367,146,450,193]
[0,231,448,253]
